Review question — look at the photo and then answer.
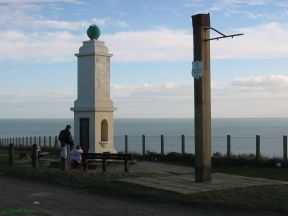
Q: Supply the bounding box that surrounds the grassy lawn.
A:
[0,150,288,213]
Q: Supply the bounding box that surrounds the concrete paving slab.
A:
[120,162,288,194]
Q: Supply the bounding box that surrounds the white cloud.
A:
[32,20,90,30]
[0,30,81,61]
[0,0,83,5]
[0,90,75,101]
[103,28,194,62]
[248,0,266,5]
[211,22,288,59]
[111,75,288,118]
[231,75,288,87]
[0,0,127,31]
[1,21,288,62]
[0,74,288,118]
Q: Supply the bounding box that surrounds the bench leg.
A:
[83,159,87,171]
[102,158,106,172]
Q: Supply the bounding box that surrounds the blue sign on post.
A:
[191,61,203,79]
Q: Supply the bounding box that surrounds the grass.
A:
[1,150,288,213]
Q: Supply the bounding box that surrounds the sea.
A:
[0,118,288,158]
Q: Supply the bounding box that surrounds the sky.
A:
[1,0,288,118]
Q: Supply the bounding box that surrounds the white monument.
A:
[71,24,117,153]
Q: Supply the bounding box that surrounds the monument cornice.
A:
[71,107,116,112]
[75,52,113,57]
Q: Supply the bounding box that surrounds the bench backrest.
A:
[82,153,132,160]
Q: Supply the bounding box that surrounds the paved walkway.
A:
[120,161,288,194]
[13,159,288,194]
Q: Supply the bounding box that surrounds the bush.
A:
[132,151,283,168]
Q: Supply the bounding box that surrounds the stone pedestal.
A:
[71,39,117,153]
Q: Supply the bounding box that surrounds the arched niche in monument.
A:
[101,119,108,142]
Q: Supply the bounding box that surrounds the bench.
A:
[81,152,133,172]
[38,151,50,160]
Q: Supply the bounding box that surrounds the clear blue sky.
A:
[0,0,288,118]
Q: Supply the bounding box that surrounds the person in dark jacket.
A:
[58,125,74,158]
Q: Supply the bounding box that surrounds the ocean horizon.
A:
[0,118,288,158]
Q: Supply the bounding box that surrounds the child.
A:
[70,145,83,168]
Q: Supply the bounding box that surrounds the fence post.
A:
[30,137,32,148]
[25,137,28,149]
[283,136,287,167]
[161,135,164,155]
[49,136,52,151]
[227,135,231,159]
[39,136,41,147]
[256,135,260,161]
[142,135,146,156]
[125,135,128,154]
[44,136,46,150]
[34,136,36,145]
[54,136,59,149]
[8,143,14,167]
[31,144,38,168]
[181,134,185,155]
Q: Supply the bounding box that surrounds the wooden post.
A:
[34,136,36,145]
[181,134,186,155]
[54,136,59,149]
[125,135,128,154]
[256,135,260,161]
[227,135,231,159]
[39,136,41,147]
[142,135,146,156]
[49,136,52,151]
[30,137,32,148]
[124,158,129,172]
[44,136,46,151]
[102,152,109,172]
[8,143,14,167]
[192,14,211,182]
[26,137,28,149]
[31,144,38,168]
[161,134,164,155]
[283,136,287,167]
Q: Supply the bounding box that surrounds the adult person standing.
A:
[58,125,74,159]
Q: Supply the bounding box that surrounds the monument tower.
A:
[71,24,117,153]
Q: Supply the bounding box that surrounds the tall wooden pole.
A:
[192,14,211,182]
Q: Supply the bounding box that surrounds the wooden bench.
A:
[81,152,133,172]
[38,151,50,160]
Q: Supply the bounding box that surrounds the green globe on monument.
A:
[87,24,101,40]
